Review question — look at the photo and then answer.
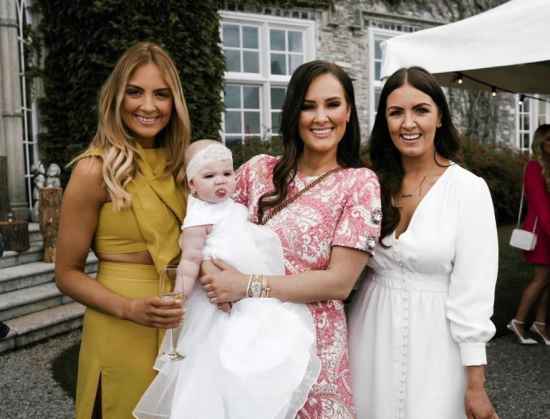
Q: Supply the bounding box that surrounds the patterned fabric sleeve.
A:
[234,154,275,208]
[234,155,260,206]
[332,168,382,255]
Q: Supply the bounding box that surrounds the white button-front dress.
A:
[348,164,498,419]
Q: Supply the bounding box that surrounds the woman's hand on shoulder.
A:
[124,296,184,329]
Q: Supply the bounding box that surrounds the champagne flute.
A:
[160,264,185,360]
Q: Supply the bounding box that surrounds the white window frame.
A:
[368,27,403,131]
[536,95,550,127]
[516,95,537,152]
[220,11,316,144]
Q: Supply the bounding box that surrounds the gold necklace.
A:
[399,171,444,199]
[400,175,428,199]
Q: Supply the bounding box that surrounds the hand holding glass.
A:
[160,265,185,360]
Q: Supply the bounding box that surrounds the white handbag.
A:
[509,176,538,251]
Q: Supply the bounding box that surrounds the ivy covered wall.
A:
[34,0,225,168]
[32,0,509,169]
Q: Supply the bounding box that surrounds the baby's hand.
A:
[217,302,232,313]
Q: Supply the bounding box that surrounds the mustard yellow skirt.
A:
[75,262,162,419]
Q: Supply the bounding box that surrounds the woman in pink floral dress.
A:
[200,61,381,418]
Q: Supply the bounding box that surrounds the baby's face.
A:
[189,159,236,204]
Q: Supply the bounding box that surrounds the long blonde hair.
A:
[532,124,550,191]
[82,42,191,210]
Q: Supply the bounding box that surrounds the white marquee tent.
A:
[381,0,550,94]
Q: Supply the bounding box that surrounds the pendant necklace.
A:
[400,175,428,199]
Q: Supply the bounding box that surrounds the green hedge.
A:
[234,135,527,227]
[228,136,283,169]
[33,0,225,170]
[461,137,528,226]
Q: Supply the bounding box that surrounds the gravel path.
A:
[0,331,78,419]
[0,330,548,419]
[485,334,550,419]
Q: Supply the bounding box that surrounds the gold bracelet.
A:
[246,274,254,298]
[247,274,263,298]
[260,275,267,298]
[262,276,271,298]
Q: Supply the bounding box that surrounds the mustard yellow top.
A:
[94,202,147,253]
[83,146,186,272]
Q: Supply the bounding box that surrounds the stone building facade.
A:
[220,0,549,149]
[0,0,33,219]
[1,0,549,220]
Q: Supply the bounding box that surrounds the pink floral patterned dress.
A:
[234,154,381,419]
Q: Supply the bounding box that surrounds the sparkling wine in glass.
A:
[160,265,185,360]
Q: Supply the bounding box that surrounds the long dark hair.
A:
[532,124,550,191]
[369,66,461,241]
[257,60,363,223]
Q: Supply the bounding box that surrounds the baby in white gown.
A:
[133,140,320,419]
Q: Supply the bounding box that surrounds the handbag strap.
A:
[516,165,538,232]
[260,167,342,225]
[516,176,525,229]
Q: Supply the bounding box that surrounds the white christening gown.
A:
[348,164,498,419]
[134,196,320,419]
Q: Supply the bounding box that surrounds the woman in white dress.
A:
[348,67,499,419]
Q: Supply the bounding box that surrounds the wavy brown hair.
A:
[369,67,461,241]
[257,60,363,223]
[80,42,191,210]
[531,124,550,191]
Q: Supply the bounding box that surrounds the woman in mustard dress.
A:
[55,42,190,419]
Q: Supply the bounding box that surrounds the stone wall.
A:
[225,0,514,145]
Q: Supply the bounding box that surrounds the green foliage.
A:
[461,137,528,226]
[33,0,225,169]
[228,136,283,169]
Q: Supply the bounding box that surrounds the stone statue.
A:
[31,173,46,222]
[45,163,62,188]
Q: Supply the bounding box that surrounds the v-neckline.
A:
[394,164,454,241]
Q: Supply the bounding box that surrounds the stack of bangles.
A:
[246,274,271,298]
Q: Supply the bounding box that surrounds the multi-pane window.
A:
[269,29,304,75]
[517,95,550,152]
[222,24,260,74]
[220,11,315,145]
[270,86,286,137]
[537,96,550,126]
[368,28,403,130]
[517,96,532,151]
[224,84,261,146]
